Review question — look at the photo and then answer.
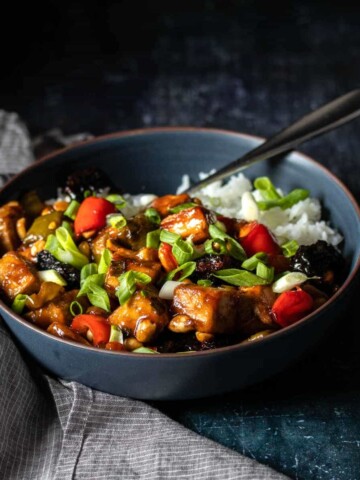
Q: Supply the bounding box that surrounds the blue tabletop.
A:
[1,2,359,478]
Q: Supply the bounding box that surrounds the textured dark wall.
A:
[1,2,360,479]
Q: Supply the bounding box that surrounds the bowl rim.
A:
[1,126,359,359]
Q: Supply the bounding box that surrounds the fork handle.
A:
[186,89,360,194]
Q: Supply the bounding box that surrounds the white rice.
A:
[176,171,343,247]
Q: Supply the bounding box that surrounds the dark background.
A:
[1,2,360,479]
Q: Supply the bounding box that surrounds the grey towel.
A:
[0,111,289,480]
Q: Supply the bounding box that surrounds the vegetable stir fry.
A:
[0,168,346,353]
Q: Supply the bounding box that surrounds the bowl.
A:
[1,127,359,400]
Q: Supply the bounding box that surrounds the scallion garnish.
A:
[241,252,267,271]
[70,300,84,316]
[257,189,309,211]
[77,271,110,311]
[107,213,127,229]
[144,208,161,225]
[159,229,181,245]
[256,262,274,283]
[209,224,227,240]
[98,248,112,274]
[212,269,269,286]
[197,279,213,287]
[109,325,124,344]
[168,202,198,214]
[172,238,194,265]
[272,272,313,293]
[132,347,160,354]
[225,237,247,261]
[64,200,80,220]
[146,229,161,249]
[116,270,152,305]
[166,261,196,282]
[281,239,299,257]
[80,263,98,285]
[254,177,282,201]
[61,220,74,237]
[87,283,111,312]
[11,294,28,314]
[38,269,67,286]
[106,194,127,209]
[209,224,246,261]
[78,273,105,297]
[204,238,227,255]
[45,226,89,269]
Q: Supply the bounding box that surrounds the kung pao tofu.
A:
[0,168,346,353]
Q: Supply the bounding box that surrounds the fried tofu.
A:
[109,288,169,343]
[160,206,209,243]
[172,284,275,336]
[0,251,40,300]
[150,193,191,217]
[105,256,161,296]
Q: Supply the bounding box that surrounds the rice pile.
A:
[176,171,342,247]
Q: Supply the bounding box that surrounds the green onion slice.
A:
[166,261,196,282]
[172,238,194,265]
[107,213,127,229]
[257,189,309,211]
[132,347,160,354]
[197,279,213,287]
[209,224,246,261]
[98,249,112,274]
[225,237,247,261]
[38,269,67,286]
[254,176,282,201]
[80,263,98,285]
[78,273,105,297]
[45,227,89,270]
[159,229,181,245]
[241,252,267,271]
[209,224,227,240]
[272,272,312,293]
[11,294,28,314]
[109,325,124,344]
[64,200,80,220]
[204,238,227,255]
[70,300,84,316]
[116,270,152,305]
[144,208,161,225]
[213,269,269,286]
[146,229,161,249]
[168,202,198,214]
[61,220,74,236]
[281,239,299,258]
[106,194,127,208]
[256,262,274,283]
[87,283,111,312]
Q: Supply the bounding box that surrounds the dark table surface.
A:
[1,1,360,479]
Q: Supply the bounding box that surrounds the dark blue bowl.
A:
[1,128,359,400]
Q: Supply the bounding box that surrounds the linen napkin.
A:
[0,110,289,480]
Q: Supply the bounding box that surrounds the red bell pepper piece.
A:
[71,314,111,346]
[74,196,116,235]
[272,288,314,327]
[239,221,280,256]
[158,242,178,272]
